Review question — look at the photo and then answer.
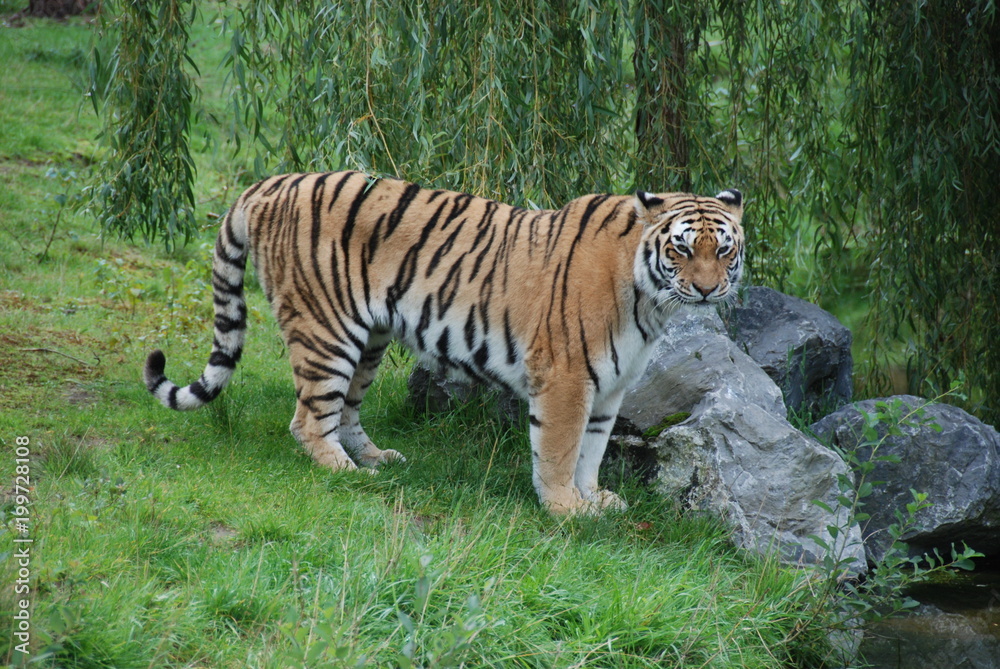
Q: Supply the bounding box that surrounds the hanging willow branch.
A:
[89,0,199,251]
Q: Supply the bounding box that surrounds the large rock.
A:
[407,365,525,427]
[616,307,866,570]
[724,286,853,415]
[811,396,1000,563]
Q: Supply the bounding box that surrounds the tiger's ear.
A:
[715,189,743,217]
[634,190,665,221]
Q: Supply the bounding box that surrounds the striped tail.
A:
[144,206,249,410]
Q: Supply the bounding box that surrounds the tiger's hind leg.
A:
[339,329,405,467]
[287,337,360,471]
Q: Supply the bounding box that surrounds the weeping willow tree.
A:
[90,0,998,422]
[845,1,1000,418]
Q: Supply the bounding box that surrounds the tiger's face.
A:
[634,189,744,307]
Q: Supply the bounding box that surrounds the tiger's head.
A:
[633,188,744,307]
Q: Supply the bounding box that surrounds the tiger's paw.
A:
[354,445,406,468]
[545,488,628,517]
[311,447,359,472]
[585,489,628,513]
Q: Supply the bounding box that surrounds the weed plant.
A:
[794,394,984,664]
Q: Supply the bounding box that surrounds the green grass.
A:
[0,8,833,667]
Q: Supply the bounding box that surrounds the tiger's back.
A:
[145,170,744,515]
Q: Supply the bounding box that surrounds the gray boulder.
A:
[811,396,1000,563]
[724,286,853,415]
[616,307,866,570]
[407,365,525,426]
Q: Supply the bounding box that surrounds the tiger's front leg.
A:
[575,389,628,512]
[528,376,623,515]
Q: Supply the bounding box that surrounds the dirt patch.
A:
[0,290,46,312]
[64,383,98,406]
[0,328,104,411]
[210,522,239,545]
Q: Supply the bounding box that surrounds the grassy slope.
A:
[0,7,828,668]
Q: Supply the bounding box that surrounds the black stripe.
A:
[212,271,243,296]
[529,415,542,427]
[579,314,601,392]
[544,205,571,262]
[208,350,239,369]
[574,195,609,244]
[619,209,638,238]
[214,237,245,268]
[503,309,517,365]
[383,182,422,239]
[360,344,388,364]
[632,285,650,342]
[168,385,180,409]
[387,200,449,308]
[189,380,215,403]
[608,325,620,377]
[468,225,497,281]
[436,327,451,358]
[463,305,477,350]
[262,174,292,196]
[307,390,346,403]
[427,219,466,276]
[437,262,463,317]
[214,313,246,334]
[474,343,489,368]
[596,200,625,234]
[294,367,335,382]
[304,172,346,329]
[415,295,433,351]
[287,333,359,367]
[314,339,360,367]
[441,193,473,230]
[367,213,387,262]
[339,176,378,318]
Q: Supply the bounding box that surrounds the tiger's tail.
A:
[144,205,249,410]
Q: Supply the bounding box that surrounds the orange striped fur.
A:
[145,171,744,514]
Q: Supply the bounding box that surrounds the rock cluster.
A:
[614,307,864,569]
[407,288,999,570]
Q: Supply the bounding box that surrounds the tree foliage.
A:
[226,0,634,207]
[90,0,199,250]
[845,1,999,417]
[90,0,998,422]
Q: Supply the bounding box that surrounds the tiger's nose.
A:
[693,282,715,298]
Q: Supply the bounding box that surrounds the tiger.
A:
[143,171,744,515]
